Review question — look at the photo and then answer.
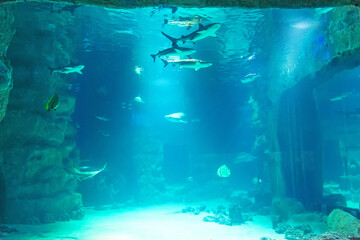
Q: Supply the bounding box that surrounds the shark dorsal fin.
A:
[198,23,205,30]
[172,42,179,48]
[187,56,193,59]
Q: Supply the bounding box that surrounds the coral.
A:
[327,209,360,236]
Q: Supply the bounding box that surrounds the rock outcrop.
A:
[0,0,358,9]
[327,209,360,236]
[0,3,83,223]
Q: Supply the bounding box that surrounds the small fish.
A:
[134,66,144,76]
[134,95,145,104]
[241,73,261,84]
[217,164,231,178]
[252,177,262,185]
[48,62,85,75]
[329,92,352,102]
[164,112,188,123]
[163,16,204,29]
[95,116,111,122]
[46,94,59,111]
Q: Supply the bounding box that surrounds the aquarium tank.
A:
[0,0,360,239]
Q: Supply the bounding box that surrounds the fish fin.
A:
[187,55,193,59]
[198,23,205,30]
[151,54,156,62]
[161,59,168,67]
[164,19,168,25]
[195,68,199,71]
[186,26,191,30]
[174,48,182,53]
[210,33,217,37]
[47,67,54,75]
[171,7,178,14]
[161,31,177,45]
[76,69,83,75]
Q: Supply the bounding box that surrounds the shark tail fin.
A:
[161,31,177,45]
[48,66,54,75]
[161,59,168,67]
[151,54,157,62]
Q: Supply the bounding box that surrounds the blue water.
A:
[65,6,336,206]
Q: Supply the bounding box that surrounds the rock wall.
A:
[251,6,360,205]
[0,0,358,9]
[0,4,14,123]
[0,3,83,223]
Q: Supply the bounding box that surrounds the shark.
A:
[48,62,85,75]
[161,58,212,71]
[69,162,107,181]
[162,23,221,44]
[151,45,196,62]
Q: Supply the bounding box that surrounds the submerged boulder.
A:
[327,209,360,236]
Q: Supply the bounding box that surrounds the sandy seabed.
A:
[2,204,285,240]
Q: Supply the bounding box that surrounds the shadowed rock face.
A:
[0,0,359,9]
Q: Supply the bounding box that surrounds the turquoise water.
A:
[0,2,360,239]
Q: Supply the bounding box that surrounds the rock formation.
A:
[0,0,359,9]
[0,3,83,223]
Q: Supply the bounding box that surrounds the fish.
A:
[217,164,231,178]
[69,162,107,181]
[233,152,257,164]
[329,92,353,102]
[48,62,85,75]
[164,112,188,123]
[163,16,204,29]
[241,73,261,84]
[134,66,144,75]
[46,94,59,111]
[95,116,111,122]
[151,45,196,62]
[161,58,212,71]
[162,23,221,44]
[252,177,262,185]
[134,95,145,104]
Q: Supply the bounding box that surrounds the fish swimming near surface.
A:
[48,62,85,75]
[46,94,59,111]
[162,23,221,44]
[161,58,212,71]
[69,162,107,181]
[151,45,196,62]
[163,16,204,29]
[217,164,231,178]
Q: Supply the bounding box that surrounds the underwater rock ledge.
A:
[0,0,359,9]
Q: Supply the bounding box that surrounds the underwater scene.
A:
[0,1,360,240]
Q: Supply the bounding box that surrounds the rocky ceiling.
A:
[0,0,359,9]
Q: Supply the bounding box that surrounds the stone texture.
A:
[0,3,83,223]
[327,209,360,236]
[0,0,359,9]
[0,4,15,123]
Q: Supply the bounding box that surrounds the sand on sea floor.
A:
[2,204,285,240]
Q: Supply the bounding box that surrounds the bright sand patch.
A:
[3,204,285,240]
